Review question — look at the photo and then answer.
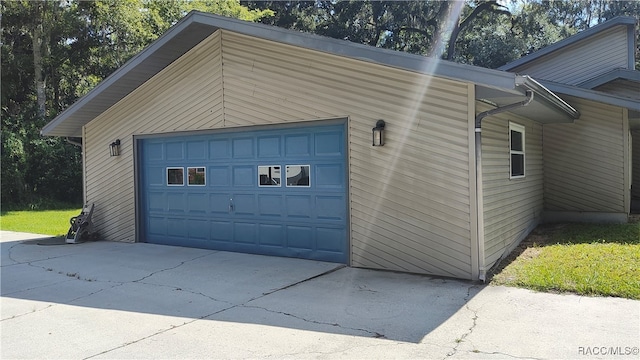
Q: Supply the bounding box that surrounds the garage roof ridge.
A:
[42,10,577,137]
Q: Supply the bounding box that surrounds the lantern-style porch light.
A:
[372,120,385,146]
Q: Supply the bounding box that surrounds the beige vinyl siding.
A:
[510,27,629,85]
[222,32,473,278]
[85,30,475,278]
[543,96,626,213]
[633,130,640,200]
[84,31,225,242]
[595,80,640,100]
[479,102,543,268]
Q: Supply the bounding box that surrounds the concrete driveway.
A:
[1,231,639,359]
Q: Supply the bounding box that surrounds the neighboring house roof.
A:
[578,68,640,89]
[499,16,637,72]
[540,79,640,129]
[42,11,577,138]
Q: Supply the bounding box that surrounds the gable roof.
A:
[499,16,637,72]
[42,11,578,137]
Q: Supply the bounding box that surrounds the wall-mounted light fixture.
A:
[109,139,121,157]
[372,120,386,146]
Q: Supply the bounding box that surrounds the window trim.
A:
[509,122,525,179]
[258,165,282,187]
[285,164,311,187]
[187,166,206,186]
[166,167,185,186]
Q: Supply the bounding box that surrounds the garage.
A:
[138,122,348,263]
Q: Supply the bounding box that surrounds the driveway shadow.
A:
[1,234,481,344]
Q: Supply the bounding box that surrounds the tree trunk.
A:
[33,1,46,118]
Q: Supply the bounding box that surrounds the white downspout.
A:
[474,90,534,281]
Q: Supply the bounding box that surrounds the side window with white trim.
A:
[509,122,525,179]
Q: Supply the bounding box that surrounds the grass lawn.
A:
[490,222,640,300]
[0,208,82,236]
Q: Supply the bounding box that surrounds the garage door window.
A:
[188,167,206,186]
[258,165,281,187]
[167,167,184,186]
[286,165,310,187]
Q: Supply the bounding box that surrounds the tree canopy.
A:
[2,0,638,208]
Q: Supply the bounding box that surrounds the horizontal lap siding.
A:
[84,30,473,278]
[544,96,625,212]
[633,130,640,199]
[480,103,543,267]
[511,27,629,85]
[84,32,225,242]
[222,32,472,278]
[595,80,640,100]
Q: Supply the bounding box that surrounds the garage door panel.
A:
[317,227,346,253]
[148,217,166,235]
[166,142,184,160]
[210,139,230,159]
[188,219,209,239]
[234,222,257,244]
[167,218,187,237]
[316,164,344,188]
[140,123,347,264]
[316,196,345,220]
[285,134,310,157]
[315,132,343,156]
[146,167,165,186]
[211,221,232,242]
[286,225,314,250]
[285,195,312,218]
[187,141,207,160]
[187,193,208,213]
[209,166,230,186]
[232,138,254,158]
[210,193,231,214]
[143,142,164,161]
[148,192,165,211]
[167,193,186,212]
[258,136,281,158]
[233,166,254,187]
[233,194,256,216]
[259,224,285,247]
[258,194,283,217]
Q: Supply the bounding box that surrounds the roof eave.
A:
[517,76,580,119]
[541,80,640,112]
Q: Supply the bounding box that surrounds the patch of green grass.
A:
[491,223,640,300]
[0,209,82,236]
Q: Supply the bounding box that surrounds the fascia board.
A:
[541,80,640,112]
[578,68,640,89]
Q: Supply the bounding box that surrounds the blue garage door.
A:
[139,123,348,263]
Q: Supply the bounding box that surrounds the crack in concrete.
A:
[135,280,235,306]
[130,252,216,283]
[3,242,23,265]
[255,264,345,299]
[242,304,387,338]
[444,285,480,359]
[82,303,239,360]
[467,350,544,359]
[84,265,350,358]
[1,304,55,322]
